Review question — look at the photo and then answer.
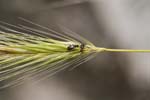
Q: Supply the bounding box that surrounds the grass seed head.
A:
[0,18,150,89]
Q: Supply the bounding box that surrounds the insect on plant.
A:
[0,17,150,89]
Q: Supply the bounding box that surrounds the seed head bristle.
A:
[0,18,97,89]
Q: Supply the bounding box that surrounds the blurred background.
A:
[0,0,150,100]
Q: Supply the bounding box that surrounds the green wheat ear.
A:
[0,18,150,89]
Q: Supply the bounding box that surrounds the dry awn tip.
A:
[0,18,150,88]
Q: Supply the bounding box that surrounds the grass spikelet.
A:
[0,18,150,88]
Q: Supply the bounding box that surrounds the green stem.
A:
[97,47,150,53]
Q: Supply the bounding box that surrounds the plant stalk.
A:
[96,47,150,53]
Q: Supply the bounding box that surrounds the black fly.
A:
[67,44,79,51]
[67,44,85,52]
[80,44,85,52]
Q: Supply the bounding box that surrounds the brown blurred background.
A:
[0,0,150,100]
